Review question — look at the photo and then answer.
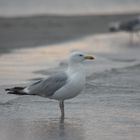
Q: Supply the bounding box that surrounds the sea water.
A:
[0,0,140,16]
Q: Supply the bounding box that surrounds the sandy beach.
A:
[0,13,140,140]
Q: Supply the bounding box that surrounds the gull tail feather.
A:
[5,87,28,95]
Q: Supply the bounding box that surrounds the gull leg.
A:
[59,100,65,121]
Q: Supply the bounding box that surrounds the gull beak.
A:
[84,55,95,60]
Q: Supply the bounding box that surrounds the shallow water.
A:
[0,33,140,140]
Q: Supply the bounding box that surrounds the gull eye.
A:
[79,54,83,57]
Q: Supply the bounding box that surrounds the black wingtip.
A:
[5,88,10,91]
[5,87,27,95]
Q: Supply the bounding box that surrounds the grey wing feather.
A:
[28,73,68,97]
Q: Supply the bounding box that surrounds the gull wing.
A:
[28,73,68,97]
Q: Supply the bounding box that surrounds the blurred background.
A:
[0,0,140,16]
[0,1,140,140]
[0,0,140,84]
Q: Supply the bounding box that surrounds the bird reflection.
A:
[1,119,84,140]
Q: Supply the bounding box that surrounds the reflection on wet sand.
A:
[0,33,118,86]
[0,119,84,140]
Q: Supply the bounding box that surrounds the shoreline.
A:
[0,31,140,86]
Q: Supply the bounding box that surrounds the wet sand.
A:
[0,13,140,140]
[0,32,140,140]
[0,62,140,140]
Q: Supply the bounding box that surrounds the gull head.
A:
[69,51,95,64]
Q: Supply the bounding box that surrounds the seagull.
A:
[109,16,140,43]
[109,16,140,32]
[5,52,95,121]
